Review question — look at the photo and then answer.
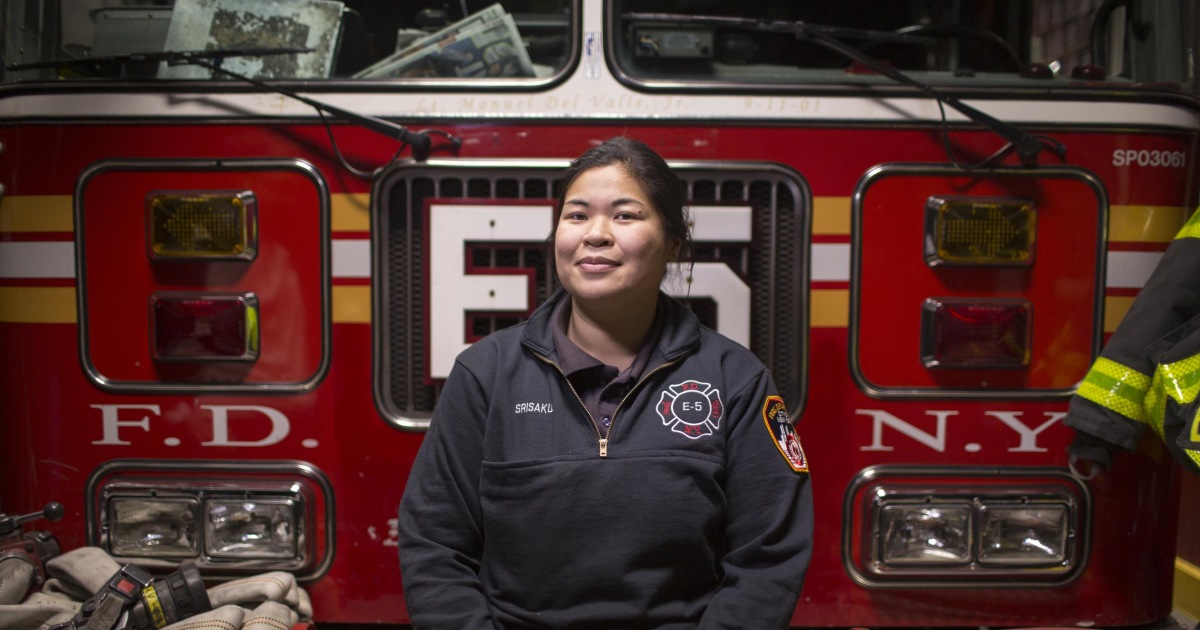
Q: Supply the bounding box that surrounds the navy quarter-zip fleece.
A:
[398,290,814,629]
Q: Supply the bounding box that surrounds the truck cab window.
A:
[3,0,572,84]
[608,0,1194,91]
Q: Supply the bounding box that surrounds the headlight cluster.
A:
[88,461,332,580]
[109,494,299,561]
[876,498,1071,567]
[845,467,1088,587]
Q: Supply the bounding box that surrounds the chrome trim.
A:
[84,459,335,582]
[841,465,1091,589]
[74,158,331,394]
[848,163,1108,400]
[371,158,811,431]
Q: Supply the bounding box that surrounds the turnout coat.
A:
[1066,209,1200,475]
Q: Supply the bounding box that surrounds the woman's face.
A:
[555,164,678,308]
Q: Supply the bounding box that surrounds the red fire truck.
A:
[1,0,1195,626]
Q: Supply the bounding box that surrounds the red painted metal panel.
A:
[0,119,1193,627]
[79,165,325,385]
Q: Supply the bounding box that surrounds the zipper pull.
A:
[598,438,608,457]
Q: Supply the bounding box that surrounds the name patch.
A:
[514,402,554,414]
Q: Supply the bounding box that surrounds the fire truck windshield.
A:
[609,0,1195,92]
[1,1,1193,92]
[2,0,573,84]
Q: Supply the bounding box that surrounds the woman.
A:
[398,137,813,629]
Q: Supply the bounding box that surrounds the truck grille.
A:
[373,160,809,426]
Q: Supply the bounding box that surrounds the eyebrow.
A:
[563,197,646,208]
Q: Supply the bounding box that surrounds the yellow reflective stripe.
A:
[1143,375,1169,439]
[333,285,371,323]
[1077,357,1151,422]
[332,193,370,232]
[1174,208,1200,240]
[1178,558,1200,621]
[813,197,850,235]
[1103,296,1135,333]
[1145,354,1200,447]
[0,195,73,232]
[1109,205,1187,243]
[1156,354,1200,404]
[811,289,848,328]
[1145,354,1200,441]
[0,287,76,323]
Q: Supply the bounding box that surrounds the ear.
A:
[668,237,683,262]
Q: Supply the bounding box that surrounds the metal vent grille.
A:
[373,161,808,428]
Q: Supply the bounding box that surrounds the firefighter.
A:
[1065,208,1200,476]
[397,137,814,628]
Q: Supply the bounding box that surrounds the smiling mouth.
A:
[578,257,618,272]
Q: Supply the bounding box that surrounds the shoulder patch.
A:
[762,395,809,474]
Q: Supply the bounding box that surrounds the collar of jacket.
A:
[520,289,702,367]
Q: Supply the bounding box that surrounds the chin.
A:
[566,283,657,307]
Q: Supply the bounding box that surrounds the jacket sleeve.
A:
[397,358,496,630]
[1066,214,1200,457]
[699,370,814,630]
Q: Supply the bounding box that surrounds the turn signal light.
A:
[921,298,1030,369]
[151,293,259,361]
[147,191,258,260]
[924,196,1034,267]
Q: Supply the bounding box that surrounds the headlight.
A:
[846,467,1088,587]
[874,495,1074,572]
[205,498,297,559]
[878,503,971,565]
[109,498,199,557]
[88,461,333,580]
[978,504,1069,565]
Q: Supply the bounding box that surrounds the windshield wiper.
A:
[7,47,453,163]
[6,46,314,72]
[623,13,1063,167]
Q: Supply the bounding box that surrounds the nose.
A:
[583,216,613,246]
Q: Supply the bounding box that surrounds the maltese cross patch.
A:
[656,380,723,439]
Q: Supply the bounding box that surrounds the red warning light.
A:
[150,293,259,361]
[920,298,1030,369]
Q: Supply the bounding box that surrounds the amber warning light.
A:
[147,191,258,260]
[924,196,1035,267]
[921,298,1031,369]
[151,293,260,361]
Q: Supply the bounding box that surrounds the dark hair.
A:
[555,136,693,268]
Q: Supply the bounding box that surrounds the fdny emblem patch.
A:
[656,380,723,439]
[762,395,808,473]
